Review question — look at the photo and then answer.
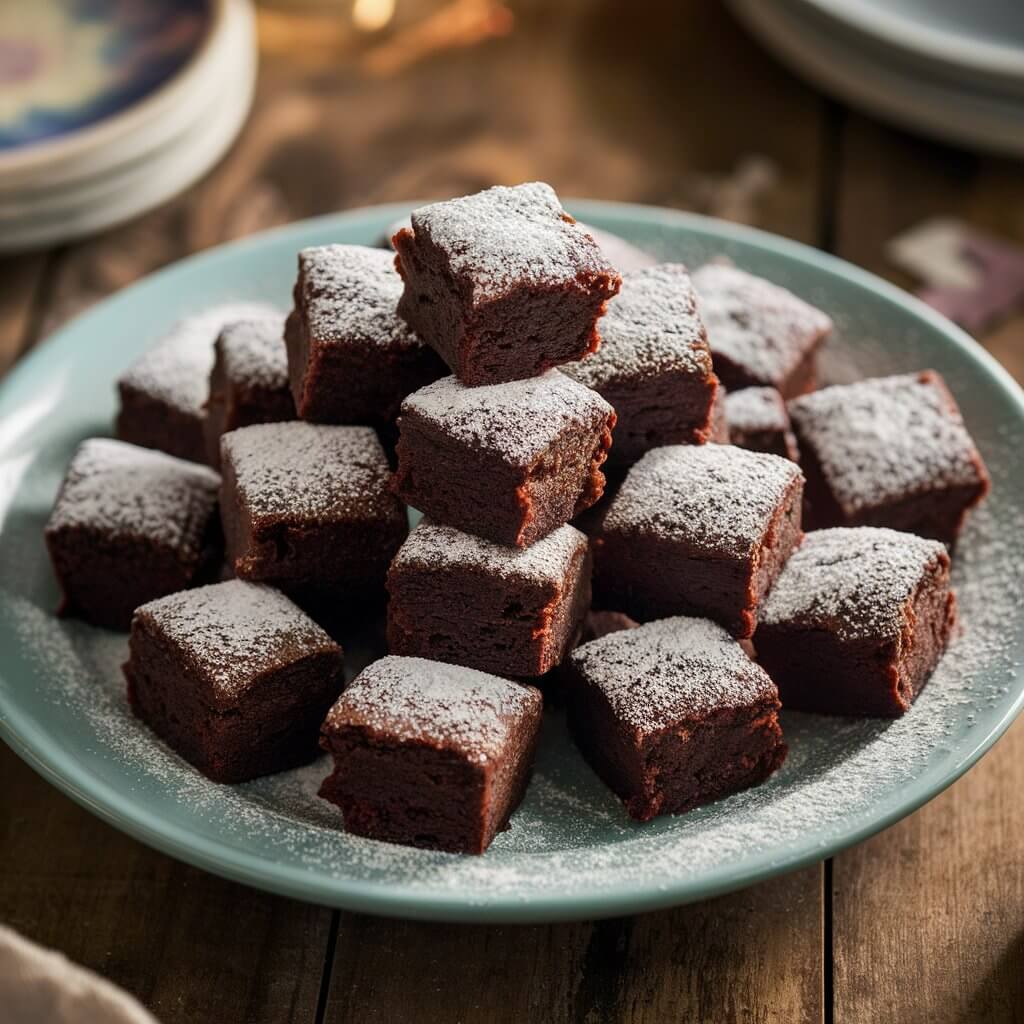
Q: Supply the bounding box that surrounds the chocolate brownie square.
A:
[756,527,956,716]
[387,519,590,677]
[394,370,615,547]
[593,444,804,637]
[319,655,543,853]
[117,303,276,464]
[724,386,799,461]
[692,263,831,398]
[204,315,295,468]
[562,264,719,466]
[220,421,407,595]
[44,439,222,631]
[393,183,621,385]
[284,244,445,426]
[787,371,989,546]
[708,384,731,443]
[126,580,344,783]
[565,616,786,820]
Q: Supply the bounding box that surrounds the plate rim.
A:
[2,199,1023,923]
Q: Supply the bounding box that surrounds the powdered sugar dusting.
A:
[402,370,613,467]
[725,386,790,434]
[393,519,587,587]
[217,315,289,391]
[45,438,219,552]
[324,655,541,762]
[603,445,803,558]
[571,616,777,734]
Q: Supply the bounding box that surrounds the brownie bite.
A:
[319,655,543,853]
[692,263,831,399]
[204,315,295,468]
[220,421,407,597]
[126,580,344,783]
[117,303,275,464]
[709,384,731,443]
[387,519,590,677]
[562,264,718,466]
[44,439,221,631]
[756,528,956,716]
[394,371,615,548]
[284,244,445,426]
[393,182,621,385]
[724,386,799,461]
[565,616,786,821]
[787,371,989,546]
[593,444,804,637]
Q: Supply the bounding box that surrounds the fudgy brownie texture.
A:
[565,616,786,821]
[724,386,799,461]
[562,264,718,466]
[394,371,615,547]
[580,610,640,644]
[393,183,621,385]
[220,422,407,597]
[756,528,956,716]
[126,580,344,783]
[692,263,832,399]
[787,371,989,546]
[117,303,276,464]
[593,444,804,637]
[284,245,446,425]
[709,384,731,443]
[204,315,295,468]
[387,519,591,677]
[319,655,543,853]
[44,439,222,631]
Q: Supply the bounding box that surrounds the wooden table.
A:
[2,4,1023,1021]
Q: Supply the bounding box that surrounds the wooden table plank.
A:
[0,255,50,376]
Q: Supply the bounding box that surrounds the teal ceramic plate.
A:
[1,202,1022,923]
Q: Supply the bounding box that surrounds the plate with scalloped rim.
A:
[1,200,1022,923]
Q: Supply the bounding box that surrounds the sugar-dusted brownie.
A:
[724,386,799,461]
[284,244,446,426]
[394,370,615,547]
[709,384,730,443]
[204,315,295,468]
[319,655,543,853]
[580,609,640,644]
[562,264,718,466]
[387,519,590,677]
[787,371,989,546]
[692,263,832,398]
[593,444,804,637]
[565,616,786,821]
[126,580,344,783]
[393,183,621,385]
[44,439,221,631]
[220,421,407,595]
[117,303,276,464]
[756,527,956,716]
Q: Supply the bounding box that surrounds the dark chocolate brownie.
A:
[220,422,407,596]
[565,616,786,821]
[117,303,276,464]
[692,263,831,398]
[756,527,956,716]
[709,384,731,443]
[44,439,222,631]
[204,315,295,468]
[724,386,799,461]
[562,264,719,466]
[394,370,615,547]
[126,580,344,783]
[284,244,446,425]
[387,519,591,677]
[393,183,621,385]
[593,444,804,637]
[787,371,989,546]
[319,655,543,853]
[580,609,640,644]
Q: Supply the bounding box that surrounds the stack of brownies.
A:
[43,181,991,855]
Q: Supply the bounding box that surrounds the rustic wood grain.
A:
[0,254,50,375]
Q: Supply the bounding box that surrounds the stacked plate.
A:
[0,0,257,253]
[728,0,1024,156]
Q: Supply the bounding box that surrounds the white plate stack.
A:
[728,0,1024,156]
[0,0,257,253]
